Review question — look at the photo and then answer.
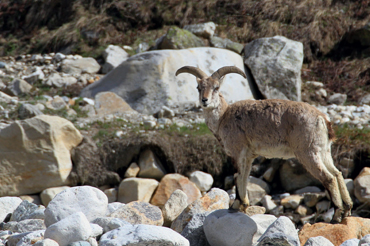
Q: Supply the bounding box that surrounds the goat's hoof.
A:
[331,209,344,224]
[230,199,241,211]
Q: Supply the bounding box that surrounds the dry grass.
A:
[1,0,370,60]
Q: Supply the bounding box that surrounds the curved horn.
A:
[211,66,247,80]
[176,66,208,79]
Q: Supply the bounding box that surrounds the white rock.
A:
[316,200,331,213]
[61,58,100,76]
[189,171,214,192]
[117,177,159,203]
[162,189,188,227]
[0,197,22,222]
[0,91,18,104]
[92,217,130,233]
[339,238,360,246]
[44,73,77,87]
[203,209,257,246]
[44,186,108,227]
[250,214,277,244]
[261,195,277,212]
[99,224,189,246]
[0,115,83,197]
[40,186,70,206]
[22,67,45,84]
[244,36,303,101]
[102,45,129,74]
[305,81,324,88]
[304,236,334,246]
[90,223,103,237]
[124,162,140,178]
[33,238,59,246]
[44,212,92,246]
[80,48,254,115]
[106,202,125,215]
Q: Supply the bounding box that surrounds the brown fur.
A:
[176,66,352,223]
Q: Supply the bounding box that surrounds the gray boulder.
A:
[244,35,303,101]
[102,45,129,74]
[181,212,211,246]
[210,36,244,54]
[10,200,40,222]
[18,103,43,119]
[99,224,189,246]
[339,238,360,246]
[80,47,254,114]
[158,26,205,49]
[5,78,33,96]
[183,22,216,38]
[0,197,22,222]
[256,216,299,246]
[3,219,45,233]
[203,209,257,246]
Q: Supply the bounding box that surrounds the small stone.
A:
[359,234,370,245]
[137,149,166,180]
[303,236,334,246]
[0,197,22,222]
[106,202,125,215]
[124,162,140,178]
[340,238,360,246]
[10,200,40,222]
[11,230,44,246]
[162,189,188,227]
[183,22,216,38]
[245,206,266,217]
[251,214,277,244]
[44,212,92,246]
[304,192,326,207]
[317,208,334,223]
[247,176,270,205]
[3,219,46,233]
[151,173,201,208]
[316,200,331,213]
[33,238,59,246]
[40,186,70,206]
[117,177,159,203]
[204,209,257,246]
[103,188,117,203]
[328,93,347,105]
[18,104,43,120]
[5,79,33,96]
[256,216,300,246]
[281,195,303,209]
[261,195,277,212]
[109,201,164,226]
[189,171,214,192]
[295,205,313,217]
[99,224,190,246]
[171,188,229,233]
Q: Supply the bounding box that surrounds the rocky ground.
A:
[2,22,370,246]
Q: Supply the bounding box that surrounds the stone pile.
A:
[1,185,370,246]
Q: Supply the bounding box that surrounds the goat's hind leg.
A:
[296,151,345,223]
[230,149,254,213]
[322,150,353,217]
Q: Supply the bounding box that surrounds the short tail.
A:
[325,119,336,141]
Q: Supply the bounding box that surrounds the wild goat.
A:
[176,66,352,222]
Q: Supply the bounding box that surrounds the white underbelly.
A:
[256,145,295,159]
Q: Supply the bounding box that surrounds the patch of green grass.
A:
[165,122,212,136]
[334,124,370,146]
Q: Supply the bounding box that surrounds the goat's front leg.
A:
[230,149,255,213]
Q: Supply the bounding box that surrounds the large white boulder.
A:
[44,186,108,227]
[80,47,255,114]
[244,36,304,101]
[0,197,22,222]
[0,115,83,196]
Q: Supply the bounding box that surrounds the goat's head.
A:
[176,66,247,109]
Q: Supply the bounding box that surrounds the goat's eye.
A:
[214,87,219,91]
